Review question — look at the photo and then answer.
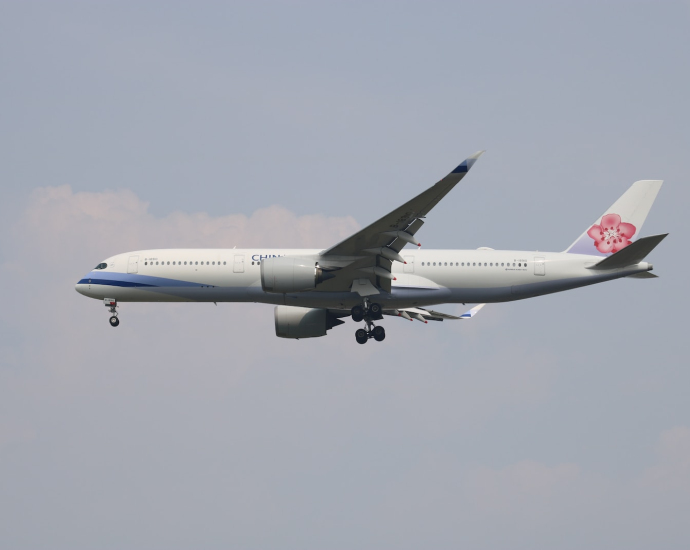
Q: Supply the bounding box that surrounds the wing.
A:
[384,304,486,323]
[316,151,484,293]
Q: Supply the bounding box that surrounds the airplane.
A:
[75,152,667,344]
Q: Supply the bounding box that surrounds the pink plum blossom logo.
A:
[587,213,636,254]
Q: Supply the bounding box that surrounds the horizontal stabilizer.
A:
[589,233,668,270]
[627,271,659,279]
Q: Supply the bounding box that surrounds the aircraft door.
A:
[404,256,414,273]
[127,255,139,274]
[233,254,245,273]
[534,257,545,276]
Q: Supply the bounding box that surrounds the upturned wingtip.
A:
[452,150,485,174]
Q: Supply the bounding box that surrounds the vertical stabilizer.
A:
[565,180,662,256]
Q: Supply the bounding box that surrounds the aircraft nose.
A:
[75,275,90,296]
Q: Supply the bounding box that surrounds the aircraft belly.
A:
[508,271,630,299]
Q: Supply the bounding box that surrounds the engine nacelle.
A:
[261,256,327,293]
[274,306,343,339]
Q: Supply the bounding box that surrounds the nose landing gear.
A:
[105,298,119,327]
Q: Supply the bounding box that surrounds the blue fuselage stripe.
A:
[77,271,203,288]
[78,278,158,288]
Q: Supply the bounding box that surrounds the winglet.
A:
[452,150,485,173]
[460,303,486,319]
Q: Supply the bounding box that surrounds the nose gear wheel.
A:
[104,299,120,327]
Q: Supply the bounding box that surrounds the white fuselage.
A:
[75,248,652,309]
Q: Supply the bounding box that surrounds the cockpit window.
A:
[94,263,108,270]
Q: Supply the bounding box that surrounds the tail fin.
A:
[565,180,663,256]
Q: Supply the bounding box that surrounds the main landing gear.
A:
[105,298,119,327]
[354,323,386,344]
[352,300,385,344]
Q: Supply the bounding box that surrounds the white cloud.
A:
[17,185,360,264]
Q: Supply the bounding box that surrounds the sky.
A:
[1,1,689,548]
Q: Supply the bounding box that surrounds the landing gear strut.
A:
[105,298,119,327]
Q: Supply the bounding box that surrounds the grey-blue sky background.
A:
[1,1,689,549]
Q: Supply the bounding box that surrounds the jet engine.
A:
[261,257,331,293]
[274,306,344,339]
